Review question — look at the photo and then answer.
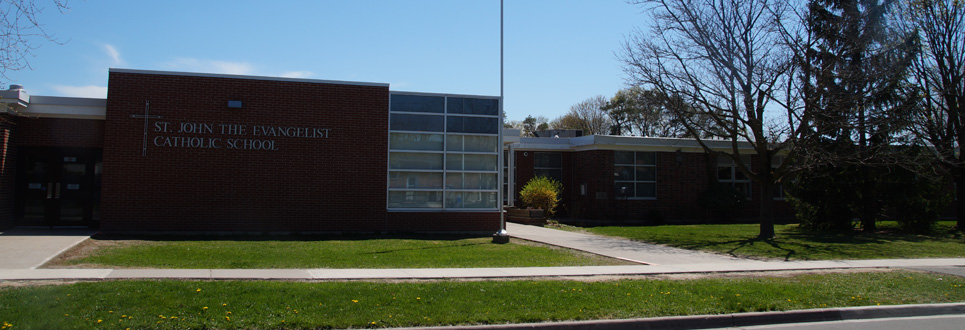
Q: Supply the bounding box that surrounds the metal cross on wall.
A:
[129,100,162,156]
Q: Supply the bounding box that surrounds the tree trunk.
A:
[956,171,965,230]
[858,166,878,232]
[758,180,776,239]
[758,154,776,239]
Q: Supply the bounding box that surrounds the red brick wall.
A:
[513,150,535,204]
[558,150,791,223]
[101,71,391,232]
[14,117,104,148]
[0,116,105,228]
[0,118,14,229]
[386,212,499,233]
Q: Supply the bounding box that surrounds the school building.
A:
[0,69,789,233]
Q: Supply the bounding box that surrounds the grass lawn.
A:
[1,271,961,329]
[46,235,630,269]
[577,221,965,260]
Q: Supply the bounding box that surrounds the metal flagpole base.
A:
[492,229,510,244]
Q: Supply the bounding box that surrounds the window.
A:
[534,152,562,182]
[717,156,752,199]
[388,93,500,210]
[614,151,656,199]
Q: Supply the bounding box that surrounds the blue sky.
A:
[8,0,645,122]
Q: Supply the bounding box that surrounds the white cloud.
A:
[163,58,255,75]
[50,85,108,98]
[103,44,124,66]
[279,71,314,79]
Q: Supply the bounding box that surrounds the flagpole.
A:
[494,0,509,243]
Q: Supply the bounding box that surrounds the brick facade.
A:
[0,118,14,229]
[0,116,105,229]
[101,71,394,232]
[14,117,104,149]
[514,148,793,223]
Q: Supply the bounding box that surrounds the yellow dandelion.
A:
[226,316,230,321]
[416,297,421,300]
[196,288,202,292]
[203,307,208,310]
[352,300,359,303]
[371,321,376,325]
[97,320,102,323]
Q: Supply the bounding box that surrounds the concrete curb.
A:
[400,303,965,330]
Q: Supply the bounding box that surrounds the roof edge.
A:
[109,68,390,88]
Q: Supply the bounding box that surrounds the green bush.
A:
[519,176,563,218]
[787,158,950,234]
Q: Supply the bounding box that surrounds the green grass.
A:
[1,271,961,329]
[579,221,965,260]
[52,235,629,269]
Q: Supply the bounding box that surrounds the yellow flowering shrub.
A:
[519,176,563,218]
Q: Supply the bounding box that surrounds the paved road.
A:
[715,314,965,330]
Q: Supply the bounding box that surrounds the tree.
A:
[551,95,612,135]
[521,115,549,137]
[793,0,920,232]
[898,0,965,230]
[0,0,69,83]
[601,86,698,137]
[621,0,803,238]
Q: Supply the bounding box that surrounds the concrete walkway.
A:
[0,227,95,269]
[507,222,752,265]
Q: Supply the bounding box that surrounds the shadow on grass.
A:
[674,225,959,261]
[364,242,491,255]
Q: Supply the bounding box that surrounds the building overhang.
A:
[511,135,757,153]
[18,96,107,120]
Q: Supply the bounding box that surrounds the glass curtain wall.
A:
[388,93,500,210]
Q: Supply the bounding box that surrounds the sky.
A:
[6,0,647,122]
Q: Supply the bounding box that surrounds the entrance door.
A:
[16,148,101,227]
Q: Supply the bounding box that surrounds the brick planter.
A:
[506,208,546,226]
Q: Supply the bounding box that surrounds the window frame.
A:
[717,155,753,200]
[387,92,501,211]
[613,151,657,200]
[533,152,563,183]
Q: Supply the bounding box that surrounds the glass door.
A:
[15,148,100,227]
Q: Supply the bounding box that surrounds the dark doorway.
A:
[15,148,101,227]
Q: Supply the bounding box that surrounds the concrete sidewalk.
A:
[507,222,755,265]
[2,258,965,281]
[0,227,94,269]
